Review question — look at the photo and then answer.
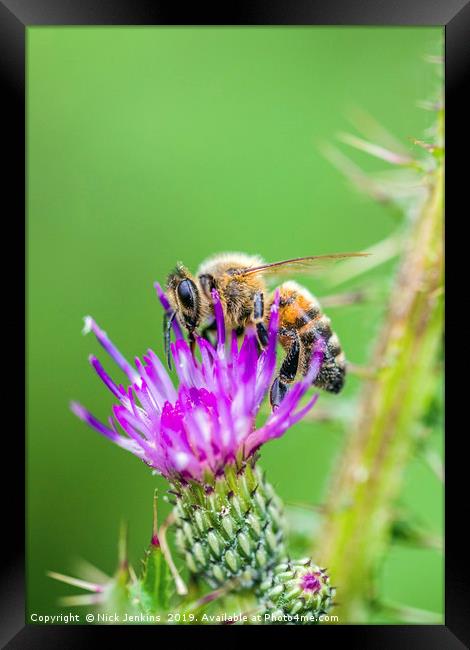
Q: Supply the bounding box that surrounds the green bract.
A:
[172,460,285,589]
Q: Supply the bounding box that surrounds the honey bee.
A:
[164,252,368,408]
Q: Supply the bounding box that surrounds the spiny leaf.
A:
[411,138,444,159]
[58,593,105,607]
[133,547,172,613]
[346,106,410,156]
[326,231,405,287]
[71,557,111,584]
[337,132,415,166]
[322,143,395,205]
[47,571,104,593]
[417,99,443,112]
[137,491,173,612]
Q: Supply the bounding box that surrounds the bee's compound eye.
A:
[177,279,196,309]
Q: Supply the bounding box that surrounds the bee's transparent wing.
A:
[238,253,369,279]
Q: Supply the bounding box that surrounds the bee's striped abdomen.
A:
[275,281,346,394]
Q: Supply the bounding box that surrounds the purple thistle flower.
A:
[71,285,323,483]
[300,572,322,594]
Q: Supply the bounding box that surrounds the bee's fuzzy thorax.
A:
[196,252,265,278]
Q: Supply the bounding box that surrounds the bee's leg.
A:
[270,377,288,409]
[163,311,175,370]
[253,291,269,348]
[200,319,218,348]
[188,331,196,357]
[270,330,300,409]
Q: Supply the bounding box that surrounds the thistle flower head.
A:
[71,284,323,483]
[259,559,335,623]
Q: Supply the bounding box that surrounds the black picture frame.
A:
[2,0,466,646]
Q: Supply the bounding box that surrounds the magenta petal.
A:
[112,405,156,455]
[70,402,143,455]
[144,350,177,402]
[83,317,139,383]
[171,340,201,386]
[211,289,225,348]
[89,355,122,400]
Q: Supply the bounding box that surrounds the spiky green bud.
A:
[172,461,285,589]
[258,558,335,624]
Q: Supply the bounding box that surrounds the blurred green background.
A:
[27,27,443,622]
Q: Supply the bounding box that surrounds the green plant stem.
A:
[315,153,443,622]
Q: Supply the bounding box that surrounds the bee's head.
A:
[166,264,201,334]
